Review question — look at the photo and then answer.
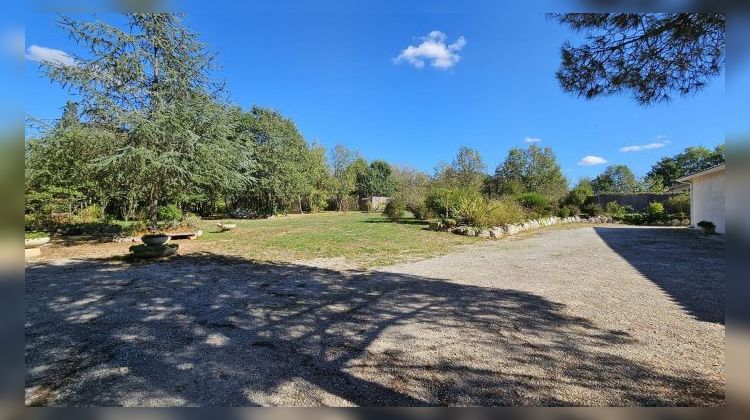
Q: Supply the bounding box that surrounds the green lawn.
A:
[196,211,480,268]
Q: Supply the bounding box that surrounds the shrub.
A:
[157,204,183,223]
[74,204,104,223]
[581,202,603,216]
[383,197,406,221]
[25,213,42,231]
[665,193,690,215]
[517,192,551,216]
[308,195,329,213]
[425,188,481,219]
[442,218,457,228]
[453,195,488,227]
[122,221,148,237]
[557,205,579,218]
[453,196,525,228]
[407,202,434,220]
[180,212,201,229]
[646,202,665,221]
[485,199,526,227]
[604,201,626,217]
[620,213,646,225]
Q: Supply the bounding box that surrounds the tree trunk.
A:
[148,197,159,227]
[298,195,303,214]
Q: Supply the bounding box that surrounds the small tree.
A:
[592,165,638,194]
[329,144,358,211]
[491,144,568,200]
[356,160,395,211]
[435,146,487,191]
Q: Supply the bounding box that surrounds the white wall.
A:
[691,170,725,234]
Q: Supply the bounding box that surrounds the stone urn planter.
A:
[216,223,237,232]
[141,234,170,246]
[129,243,179,259]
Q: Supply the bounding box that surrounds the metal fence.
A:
[595,193,679,212]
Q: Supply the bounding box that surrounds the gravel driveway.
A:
[25,225,724,406]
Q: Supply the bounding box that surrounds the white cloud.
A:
[25,45,75,67]
[524,136,542,143]
[577,155,608,166]
[619,137,670,152]
[393,31,466,70]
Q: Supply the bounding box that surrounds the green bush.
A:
[425,188,481,219]
[581,202,603,216]
[384,197,406,221]
[557,205,579,218]
[664,193,690,215]
[180,212,201,229]
[646,202,665,221]
[604,201,627,217]
[517,192,551,216]
[453,196,526,228]
[442,218,457,228]
[407,202,434,220]
[620,213,646,225]
[74,204,104,223]
[122,221,148,237]
[485,199,526,227]
[25,214,42,231]
[453,195,487,227]
[157,204,183,223]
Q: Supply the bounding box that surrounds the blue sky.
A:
[23,3,727,182]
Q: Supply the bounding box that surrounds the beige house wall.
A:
[690,170,725,234]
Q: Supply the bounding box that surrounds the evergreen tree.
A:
[552,13,725,104]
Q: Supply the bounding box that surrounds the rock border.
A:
[432,215,621,239]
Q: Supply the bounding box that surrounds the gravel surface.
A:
[25,225,724,406]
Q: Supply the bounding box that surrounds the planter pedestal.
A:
[130,243,179,259]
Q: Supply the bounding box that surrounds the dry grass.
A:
[196,211,481,268]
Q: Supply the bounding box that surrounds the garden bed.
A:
[432,215,616,239]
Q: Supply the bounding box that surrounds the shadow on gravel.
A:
[25,252,723,406]
[594,227,725,325]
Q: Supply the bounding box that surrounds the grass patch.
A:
[197,211,480,268]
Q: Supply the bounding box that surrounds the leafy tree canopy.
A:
[356,160,395,198]
[434,146,487,190]
[645,144,725,189]
[591,164,638,194]
[36,13,253,223]
[491,144,568,200]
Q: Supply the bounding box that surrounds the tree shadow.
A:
[25,252,723,406]
[593,227,724,325]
